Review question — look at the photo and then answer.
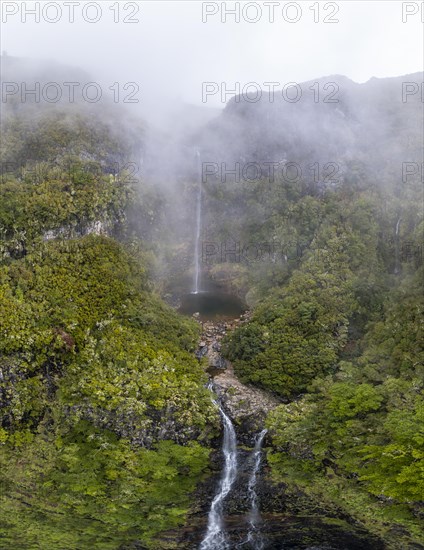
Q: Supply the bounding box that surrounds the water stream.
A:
[197,386,380,549]
[245,429,268,549]
[201,382,270,549]
[200,385,238,550]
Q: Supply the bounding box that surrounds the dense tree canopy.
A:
[1,68,423,548]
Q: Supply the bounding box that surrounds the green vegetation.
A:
[223,228,357,396]
[1,64,423,548]
[0,235,218,548]
[0,164,130,258]
[266,269,424,546]
[0,110,218,549]
[218,172,423,545]
[0,429,209,550]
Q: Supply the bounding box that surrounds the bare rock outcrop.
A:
[194,313,280,444]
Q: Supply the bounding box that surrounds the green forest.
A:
[0,106,221,548]
[1,62,423,549]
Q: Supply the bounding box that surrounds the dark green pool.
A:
[179,291,246,320]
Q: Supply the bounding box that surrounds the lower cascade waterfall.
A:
[201,383,268,549]
[245,429,268,549]
[200,385,238,549]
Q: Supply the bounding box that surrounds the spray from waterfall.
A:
[245,429,268,549]
[193,149,202,294]
[200,383,238,550]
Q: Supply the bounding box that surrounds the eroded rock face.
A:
[195,313,280,445]
[42,220,111,241]
[65,401,216,449]
[195,319,231,371]
[213,366,280,445]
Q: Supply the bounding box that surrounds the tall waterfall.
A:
[193,149,202,294]
[245,429,268,549]
[394,216,402,274]
[200,385,238,550]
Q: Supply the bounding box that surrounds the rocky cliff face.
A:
[65,402,211,449]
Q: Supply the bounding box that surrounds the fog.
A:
[1,0,423,288]
[1,0,423,128]
[2,4,424,549]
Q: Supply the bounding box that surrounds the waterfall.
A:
[245,429,268,549]
[394,216,402,274]
[193,149,202,294]
[200,385,238,550]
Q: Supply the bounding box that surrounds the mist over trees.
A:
[0,43,423,550]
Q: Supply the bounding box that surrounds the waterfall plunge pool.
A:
[179,290,246,321]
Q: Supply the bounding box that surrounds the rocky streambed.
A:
[167,314,389,550]
[195,313,280,445]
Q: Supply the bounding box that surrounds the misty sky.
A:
[1,0,423,118]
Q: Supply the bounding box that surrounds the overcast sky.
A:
[1,0,423,115]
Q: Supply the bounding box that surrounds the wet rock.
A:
[195,344,208,359]
[194,313,280,444]
[213,368,280,446]
[177,458,387,550]
[212,340,221,352]
[208,351,226,370]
